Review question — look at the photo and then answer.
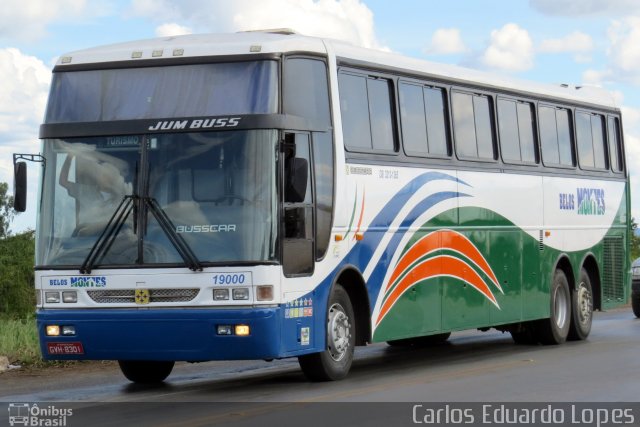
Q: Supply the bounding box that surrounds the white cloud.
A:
[480,23,534,72]
[606,17,640,85]
[424,28,467,55]
[529,0,640,16]
[0,48,51,232]
[155,23,193,37]
[0,0,106,41]
[539,31,593,54]
[129,0,386,50]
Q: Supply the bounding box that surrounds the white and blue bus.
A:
[14,30,629,383]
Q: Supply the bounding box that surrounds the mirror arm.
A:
[13,153,46,168]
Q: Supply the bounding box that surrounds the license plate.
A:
[47,342,84,355]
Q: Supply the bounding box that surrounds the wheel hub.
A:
[327,303,351,362]
[554,285,569,329]
[577,282,592,325]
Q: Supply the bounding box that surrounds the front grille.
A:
[87,289,200,304]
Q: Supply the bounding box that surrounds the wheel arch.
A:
[554,255,576,292]
[580,253,602,311]
[332,265,371,346]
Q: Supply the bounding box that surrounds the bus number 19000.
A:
[212,272,251,286]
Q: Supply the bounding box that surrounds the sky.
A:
[1,0,640,232]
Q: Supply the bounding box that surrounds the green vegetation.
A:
[631,218,640,262]
[0,317,41,366]
[0,181,39,366]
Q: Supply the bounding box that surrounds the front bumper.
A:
[37,307,285,361]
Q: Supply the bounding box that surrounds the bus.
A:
[14,30,630,383]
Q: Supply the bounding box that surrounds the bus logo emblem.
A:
[135,289,150,305]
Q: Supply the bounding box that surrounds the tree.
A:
[0,182,16,239]
[631,217,640,262]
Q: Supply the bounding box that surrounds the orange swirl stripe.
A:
[376,255,499,326]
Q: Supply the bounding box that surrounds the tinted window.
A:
[539,105,574,167]
[399,83,449,157]
[46,61,279,122]
[498,99,520,162]
[339,72,395,152]
[517,102,537,163]
[608,116,623,172]
[452,92,477,157]
[339,73,371,150]
[453,92,495,160]
[577,111,607,170]
[556,109,574,166]
[399,83,429,155]
[425,87,449,156]
[284,58,331,126]
[368,79,395,151]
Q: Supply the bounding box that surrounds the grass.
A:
[0,316,42,366]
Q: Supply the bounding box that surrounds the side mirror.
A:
[286,157,308,203]
[14,161,27,212]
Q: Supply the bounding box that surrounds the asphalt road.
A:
[1,307,639,426]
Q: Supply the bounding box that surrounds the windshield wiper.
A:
[79,195,203,273]
[80,195,134,274]
[144,197,203,272]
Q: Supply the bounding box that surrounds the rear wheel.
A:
[568,268,593,341]
[118,360,174,384]
[298,284,355,381]
[534,269,571,345]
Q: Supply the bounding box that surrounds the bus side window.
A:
[608,116,623,172]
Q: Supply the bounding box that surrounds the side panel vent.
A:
[602,236,625,303]
[538,230,544,251]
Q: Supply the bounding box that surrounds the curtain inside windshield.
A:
[45,61,278,123]
[37,131,278,267]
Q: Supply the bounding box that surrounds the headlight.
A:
[45,292,60,303]
[232,288,250,300]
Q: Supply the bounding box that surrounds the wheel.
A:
[534,269,571,345]
[118,360,174,383]
[568,268,593,341]
[632,294,640,318]
[298,284,355,381]
[510,323,538,345]
[387,332,451,347]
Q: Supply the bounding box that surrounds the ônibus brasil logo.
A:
[8,403,73,426]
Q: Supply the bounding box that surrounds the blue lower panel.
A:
[37,307,290,361]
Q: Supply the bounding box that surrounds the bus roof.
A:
[56,31,618,110]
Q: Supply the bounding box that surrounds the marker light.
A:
[235,325,250,336]
[172,49,184,56]
[45,292,60,303]
[152,49,163,57]
[131,51,143,59]
[46,325,60,336]
[62,326,76,336]
[217,325,232,335]
[62,291,77,303]
[232,288,250,300]
[256,285,273,301]
[213,289,230,301]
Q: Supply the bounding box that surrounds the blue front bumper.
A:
[37,307,289,361]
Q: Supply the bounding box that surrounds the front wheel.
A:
[568,268,593,341]
[534,269,571,345]
[118,360,174,384]
[298,284,355,381]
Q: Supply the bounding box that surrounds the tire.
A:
[568,268,593,341]
[387,332,451,347]
[534,269,571,345]
[632,294,640,318]
[118,360,174,384]
[298,284,355,381]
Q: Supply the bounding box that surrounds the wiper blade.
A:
[144,197,203,272]
[80,195,134,274]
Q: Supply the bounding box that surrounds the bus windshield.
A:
[37,130,278,267]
